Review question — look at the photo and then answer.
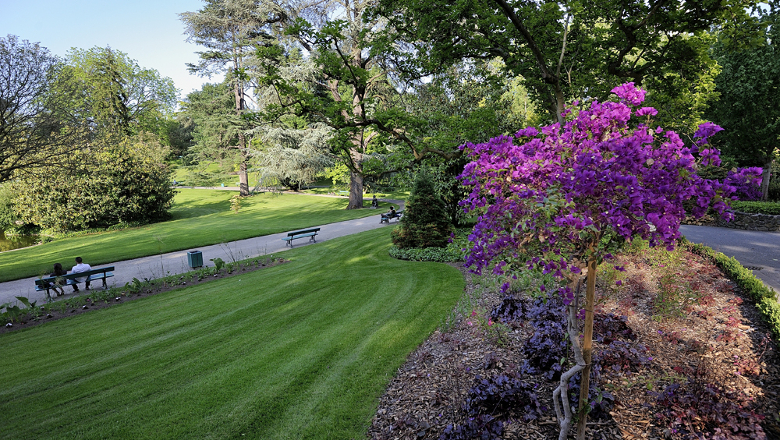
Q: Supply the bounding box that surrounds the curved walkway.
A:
[0,199,404,306]
[680,225,780,302]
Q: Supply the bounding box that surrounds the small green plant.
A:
[210,257,225,271]
[126,278,143,294]
[230,194,242,213]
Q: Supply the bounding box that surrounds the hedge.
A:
[729,201,780,215]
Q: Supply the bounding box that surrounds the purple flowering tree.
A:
[459,83,734,440]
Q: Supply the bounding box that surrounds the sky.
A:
[0,0,223,101]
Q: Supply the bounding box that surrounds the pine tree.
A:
[391,172,453,249]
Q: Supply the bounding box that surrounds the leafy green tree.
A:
[180,0,286,196]
[707,11,779,200]
[259,2,405,208]
[12,138,175,232]
[0,35,90,183]
[369,0,759,124]
[179,81,242,169]
[391,172,453,249]
[65,47,177,138]
[250,120,333,190]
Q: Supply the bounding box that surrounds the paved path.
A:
[680,225,780,301]
[0,199,403,306]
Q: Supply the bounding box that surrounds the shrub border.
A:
[684,239,780,343]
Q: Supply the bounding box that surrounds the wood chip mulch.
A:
[367,247,780,440]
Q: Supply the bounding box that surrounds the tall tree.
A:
[180,0,286,196]
[179,81,242,168]
[261,2,504,208]
[369,0,759,124]
[65,47,177,138]
[260,0,402,208]
[0,35,89,183]
[707,9,779,200]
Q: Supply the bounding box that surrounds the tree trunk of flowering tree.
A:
[576,256,598,440]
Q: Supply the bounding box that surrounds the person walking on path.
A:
[70,257,91,292]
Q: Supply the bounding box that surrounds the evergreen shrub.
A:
[391,172,453,249]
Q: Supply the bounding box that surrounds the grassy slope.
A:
[0,228,463,440]
[0,189,394,282]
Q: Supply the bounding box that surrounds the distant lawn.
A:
[0,189,397,282]
[0,228,463,440]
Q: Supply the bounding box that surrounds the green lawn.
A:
[0,189,396,282]
[0,228,463,439]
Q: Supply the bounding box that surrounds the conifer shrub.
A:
[391,172,453,249]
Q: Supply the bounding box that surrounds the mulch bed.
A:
[367,246,780,440]
[1,258,288,334]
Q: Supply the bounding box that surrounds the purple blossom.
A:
[458,82,733,304]
[724,167,763,201]
[611,82,646,106]
[693,122,724,145]
[636,107,658,117]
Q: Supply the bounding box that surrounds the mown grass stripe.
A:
[0,228,462,440]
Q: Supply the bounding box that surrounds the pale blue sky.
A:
[0,0,222,99]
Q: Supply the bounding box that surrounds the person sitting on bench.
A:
[388,207,397,218]
[48,263,67,297]
[71,257,92,292]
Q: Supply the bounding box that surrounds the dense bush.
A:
[12,139,175,232]
[729,200,780,215]
[391,172,453,249]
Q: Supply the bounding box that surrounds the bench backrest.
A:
[287,228,320,236]
[36,266,115,285]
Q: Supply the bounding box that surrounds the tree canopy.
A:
[707,9,780,199]
[0,35,90,183]
[181,0,287,196]
[369,0,760,124]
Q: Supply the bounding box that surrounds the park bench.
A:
[282,228,320,247]
[380,210,404,223]
[34,266,115,300]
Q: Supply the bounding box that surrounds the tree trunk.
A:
[238,155,250,196]
[576,256,598,440]
[347,171,364,209]
[761,159,772,201]
[554,84,566,126]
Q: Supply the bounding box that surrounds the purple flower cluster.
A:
[724,167,763,201]
[459,83,734,298]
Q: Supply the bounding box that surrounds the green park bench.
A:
[34,266,115,300]
[380,210,404,223]
[282,228,320,247]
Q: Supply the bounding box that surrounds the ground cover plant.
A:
[0,189,392,282]
[0,228,463,440]
[368,241,780,439]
